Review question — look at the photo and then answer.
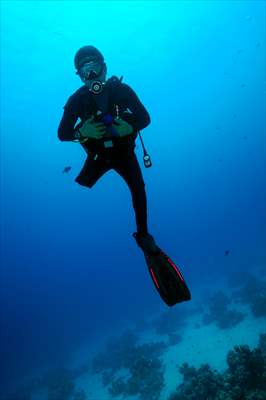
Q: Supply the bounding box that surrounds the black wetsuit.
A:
[57,77,151,234]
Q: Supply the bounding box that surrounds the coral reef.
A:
[41,368,76,400]
[259,333,266,358]
[168,333,266,400]
[134,317,151,331]
[3,365,90,400]
[167,332,183,346]
[233,276,266,318]
[227,270,253,288]
[109,356,165,400]
[91,329,166,400]
[91,329,166,374]
[102,369,114,387]
[202,290,246,329]
[226,344,265,391]
[150,306,197,335]
[2,367,83,400]
[168,363,223,400]
[92,330,139,373]
[72,389,87,400]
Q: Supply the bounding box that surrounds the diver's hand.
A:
[113,118,133,137]
[79,117,106,140]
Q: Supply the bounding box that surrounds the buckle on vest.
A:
[104,140,114,148]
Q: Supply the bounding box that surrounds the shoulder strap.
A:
[91,76,123,115]
[106,75,123,88]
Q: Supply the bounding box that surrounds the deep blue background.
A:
[0,0,265,394]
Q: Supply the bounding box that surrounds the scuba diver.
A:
[58,45,191,306]
[58,45,159,254]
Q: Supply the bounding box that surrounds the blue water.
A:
[1,1,265,398]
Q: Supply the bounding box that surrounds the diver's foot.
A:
[133,232,160,255]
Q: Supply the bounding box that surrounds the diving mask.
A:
[77,61,106,94]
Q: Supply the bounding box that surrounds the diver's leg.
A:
[114,152,159,254]
[113,152,148,234]
[75,153,111,188]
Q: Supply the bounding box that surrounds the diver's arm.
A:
[121,84,151,131]
[58,108,79,141]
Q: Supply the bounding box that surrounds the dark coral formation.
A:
[168,333,266,400]
[38,367,77,400]
[167,332,183,346]
[226,345,265,393]
[168,363,223,400]
[91,330,166,374]
[202,290,246,329]
[109,356,164,400]
[259,333,266,358]
[92,330,139,373]
[134,316,151,331]
[3,366,89,400]
[72,389,87,400]
[233,276,266,318]
[151,305,198,335]
[36,366,90,400]
[227,270,253,289]
[91,329,166,400]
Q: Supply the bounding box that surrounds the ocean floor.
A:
[66,306,265,400]
[11,274,266,400]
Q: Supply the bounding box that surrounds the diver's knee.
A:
[75,177,95,189]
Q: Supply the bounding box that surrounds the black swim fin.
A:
[144,248,191,306]
[133,233,191,306]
